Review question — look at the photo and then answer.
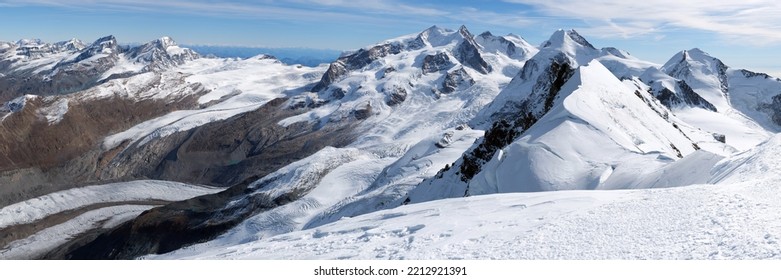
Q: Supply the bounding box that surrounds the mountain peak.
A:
[542,29,595,50]
[662,47,731,109]
[55,38,86,52]
[458,25,473,37]
[67,35,119,63]
[423,25,444,32]
[15,38,44,46]
[127,36,198,71]
[155,36,177,48]
[663,48,724,72]
[600,47,633,59]
[686,47,707,55]
[413,25,456,48]
[419,25,450,37]
[532,29,599,67]
[93,35,117,45]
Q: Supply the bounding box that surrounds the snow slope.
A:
[102,56,326,149]
[466,60,696,194]
[726,68,781,132]
[152,135,781,260]
[151,178,781,259]
[654,49,778,151]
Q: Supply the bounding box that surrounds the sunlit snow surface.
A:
[102,56,326,149]
[150,136,781,260]
[153,180,781,260]
[152,135,781,260]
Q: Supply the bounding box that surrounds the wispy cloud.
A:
[453,7,537,28]
[0,0,455,23]
[288,0,448,17]
[502,0,781,45]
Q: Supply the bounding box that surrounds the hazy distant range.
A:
[183,45,342,66]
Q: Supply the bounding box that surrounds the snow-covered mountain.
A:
[3,26,781,260]
[0,35,198,104]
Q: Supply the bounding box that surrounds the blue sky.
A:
[2,0,781,75]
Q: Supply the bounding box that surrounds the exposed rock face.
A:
[740,69,777,80]
[768,94,781,126]
[385,86,407,106]
[0,83,204,208]
[504,55,577,116]
[713,133,726,143]
[542,29,595,50]
[353,102,372,120]
[478,32,517,56]
[311,43,403,92]
[311,62,347,93]
[459,59,574,182]
[453,26,491,75]
[653,80,717,112]
[475,31,535,60]
[126,37,199,71]
[421,52,453,74]
[442,67,474,94]
[67,35,121,65]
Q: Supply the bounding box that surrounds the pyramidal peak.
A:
[541,29,596,50]
[533,29,600,67]
[68,35,119,63]
[85,35,119,54]
[661,48,728,80]
[55,38,87,52]
[664,48,719,66]
[416,25,461,47]
[155,36,178,48]
[457,25,473,38]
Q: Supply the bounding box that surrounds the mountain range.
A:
[2,25,781,259]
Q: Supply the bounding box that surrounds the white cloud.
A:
[0,0,450,22]
[453,7,536,28]
[0,0,409,23]
[502,0,781,44]
[290,0,448,17]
